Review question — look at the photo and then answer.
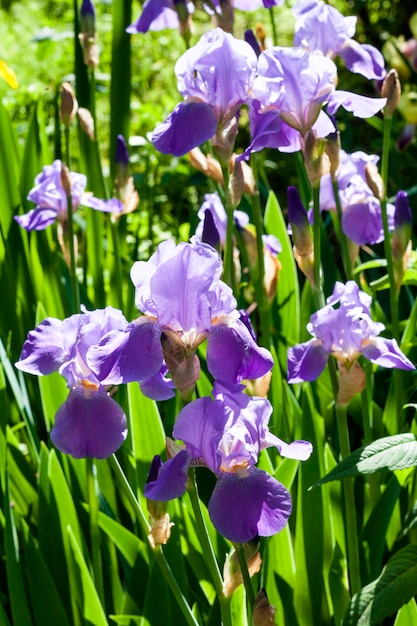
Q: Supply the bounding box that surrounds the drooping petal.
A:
[287,339,328,383]
[50,387,127,459]
[208,467,292,542]
[152,100,218,156]
[126,0,175,33]
[86,320,163,385]
[326,90,386,118]
[14,207,58,231]
[144,450,190,500]
[16,317,67,375]
[361,338,415,370]
[262,432,313,460]
[140,366,176,400]
[207,319,273,383]
[83,196,124,214]
[339,40,386,80]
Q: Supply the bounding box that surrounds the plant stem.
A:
[268,7,278,46]
[250,156,270,348]
[63,126,80,314]
[233,542,256,620]
[221,164,235,293]
[86,457,104,603]
[312,183,325,309]
[187,469,232,626]
[335,403,361,596]
[110,219,124,310]
[109,455,200,626]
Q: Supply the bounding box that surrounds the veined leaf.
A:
[342,545,417,625]
[314,434,417,487]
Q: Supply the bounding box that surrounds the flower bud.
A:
[336,361,366,406]
[381,69,401,118]
[161,332,201,402]
[325,129,340,179]
[212,116,239,166]
[188,148,224,185]
[79,0,99,68]
[78,107,95,140]
[223,540,262,597]
[252,588,276,626]
[301,131,330,186]
[146,456,174,548]
[60,82,78,128]
[364,162,384,201]
[60,163,72,197]
[255,23,266,51]
[392,190,412,290]
[287,186,315,285]
[229,158,244,208]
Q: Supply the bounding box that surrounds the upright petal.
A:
[50,387,127,459]
[16,317,67,375]
[144,450,191,500]
[208,468,292,542]
[287,339,328,383]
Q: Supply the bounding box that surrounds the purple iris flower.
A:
[288,281,414,383]
[145,381,312,542]
[126,0,193,34]
[14,160,123,231]
[243,47,386,157]
[195,192,249,247]
[318,151,395,245]
[293,0,386,80]
[87,238,273,398]
[15,307,129,459]
[151,28,257,157]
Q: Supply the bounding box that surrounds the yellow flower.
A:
[0,61,18,89]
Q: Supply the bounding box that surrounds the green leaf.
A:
[264,190,300,370]
[342,545,417,625]
[67,526,108,626]
[394,598,417,625]
[98,511,147,569]
[314,434,417,486]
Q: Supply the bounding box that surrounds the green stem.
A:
[268,7,278,46]
[109,455,200,626]
[360,360,380,505]
[188,469,232,626]
[110,219,124,310]
[233,542,256,619]
[312,183,325,309]
[335,404,361,596]
[332,178,352,280]
[250,156,270,348]
[66,190,80,313]
[221,164,235,293]
[86,457,104,602]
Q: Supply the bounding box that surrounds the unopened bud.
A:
[229,159,244,208]
[255,23,266,51]
[146,456,174,548]
[301,131,330,186]
[223,540,262,597]
[188,148,224,185]
[336,361,366,406]
[78,107,95,140]
[325,130,341,179]
[61,163,72,196]
[79,0,99,68]
[240,159,256,195]
[212,116,238,166]
[287,186,315,285]
[365,162,384,201]
[392,190,412,291]
[60,82,78,128]
[381,69,401,118]
[252,589,276,626]
[161,333,201,402]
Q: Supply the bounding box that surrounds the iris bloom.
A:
[145,382,312,542]
[14,160,123,231]
[152,28,257,158]
[319,151,394,245]
[15,307,129,458]
[293,0,386,80]
[195,192,249,247]
[288,281,414,383]
[87,238,273,399]
[243,47,386,157]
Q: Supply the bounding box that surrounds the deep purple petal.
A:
[14,208,58,231]
[126,0,173,33]
[86,321,163,385]
[152,101,218,156]
[140,366,176,400]
[362,338,415,370]
[207,320,273,383]
[144,450,190,500]
[339,40,386,80]
[287,339,328,383]
[16,317,66,375]
[208,467,292,542]
[50,388,127,459]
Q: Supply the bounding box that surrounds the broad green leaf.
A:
[4,473,34,626]
[67,525,108,626]
[342,545,417,625]
[264,524,296,626]
[314,434,417,486]
[98,510,147,568]
[0,99,20,235]
[394,598,417,625]
[20,520,71,626]
[264,190,300,370]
